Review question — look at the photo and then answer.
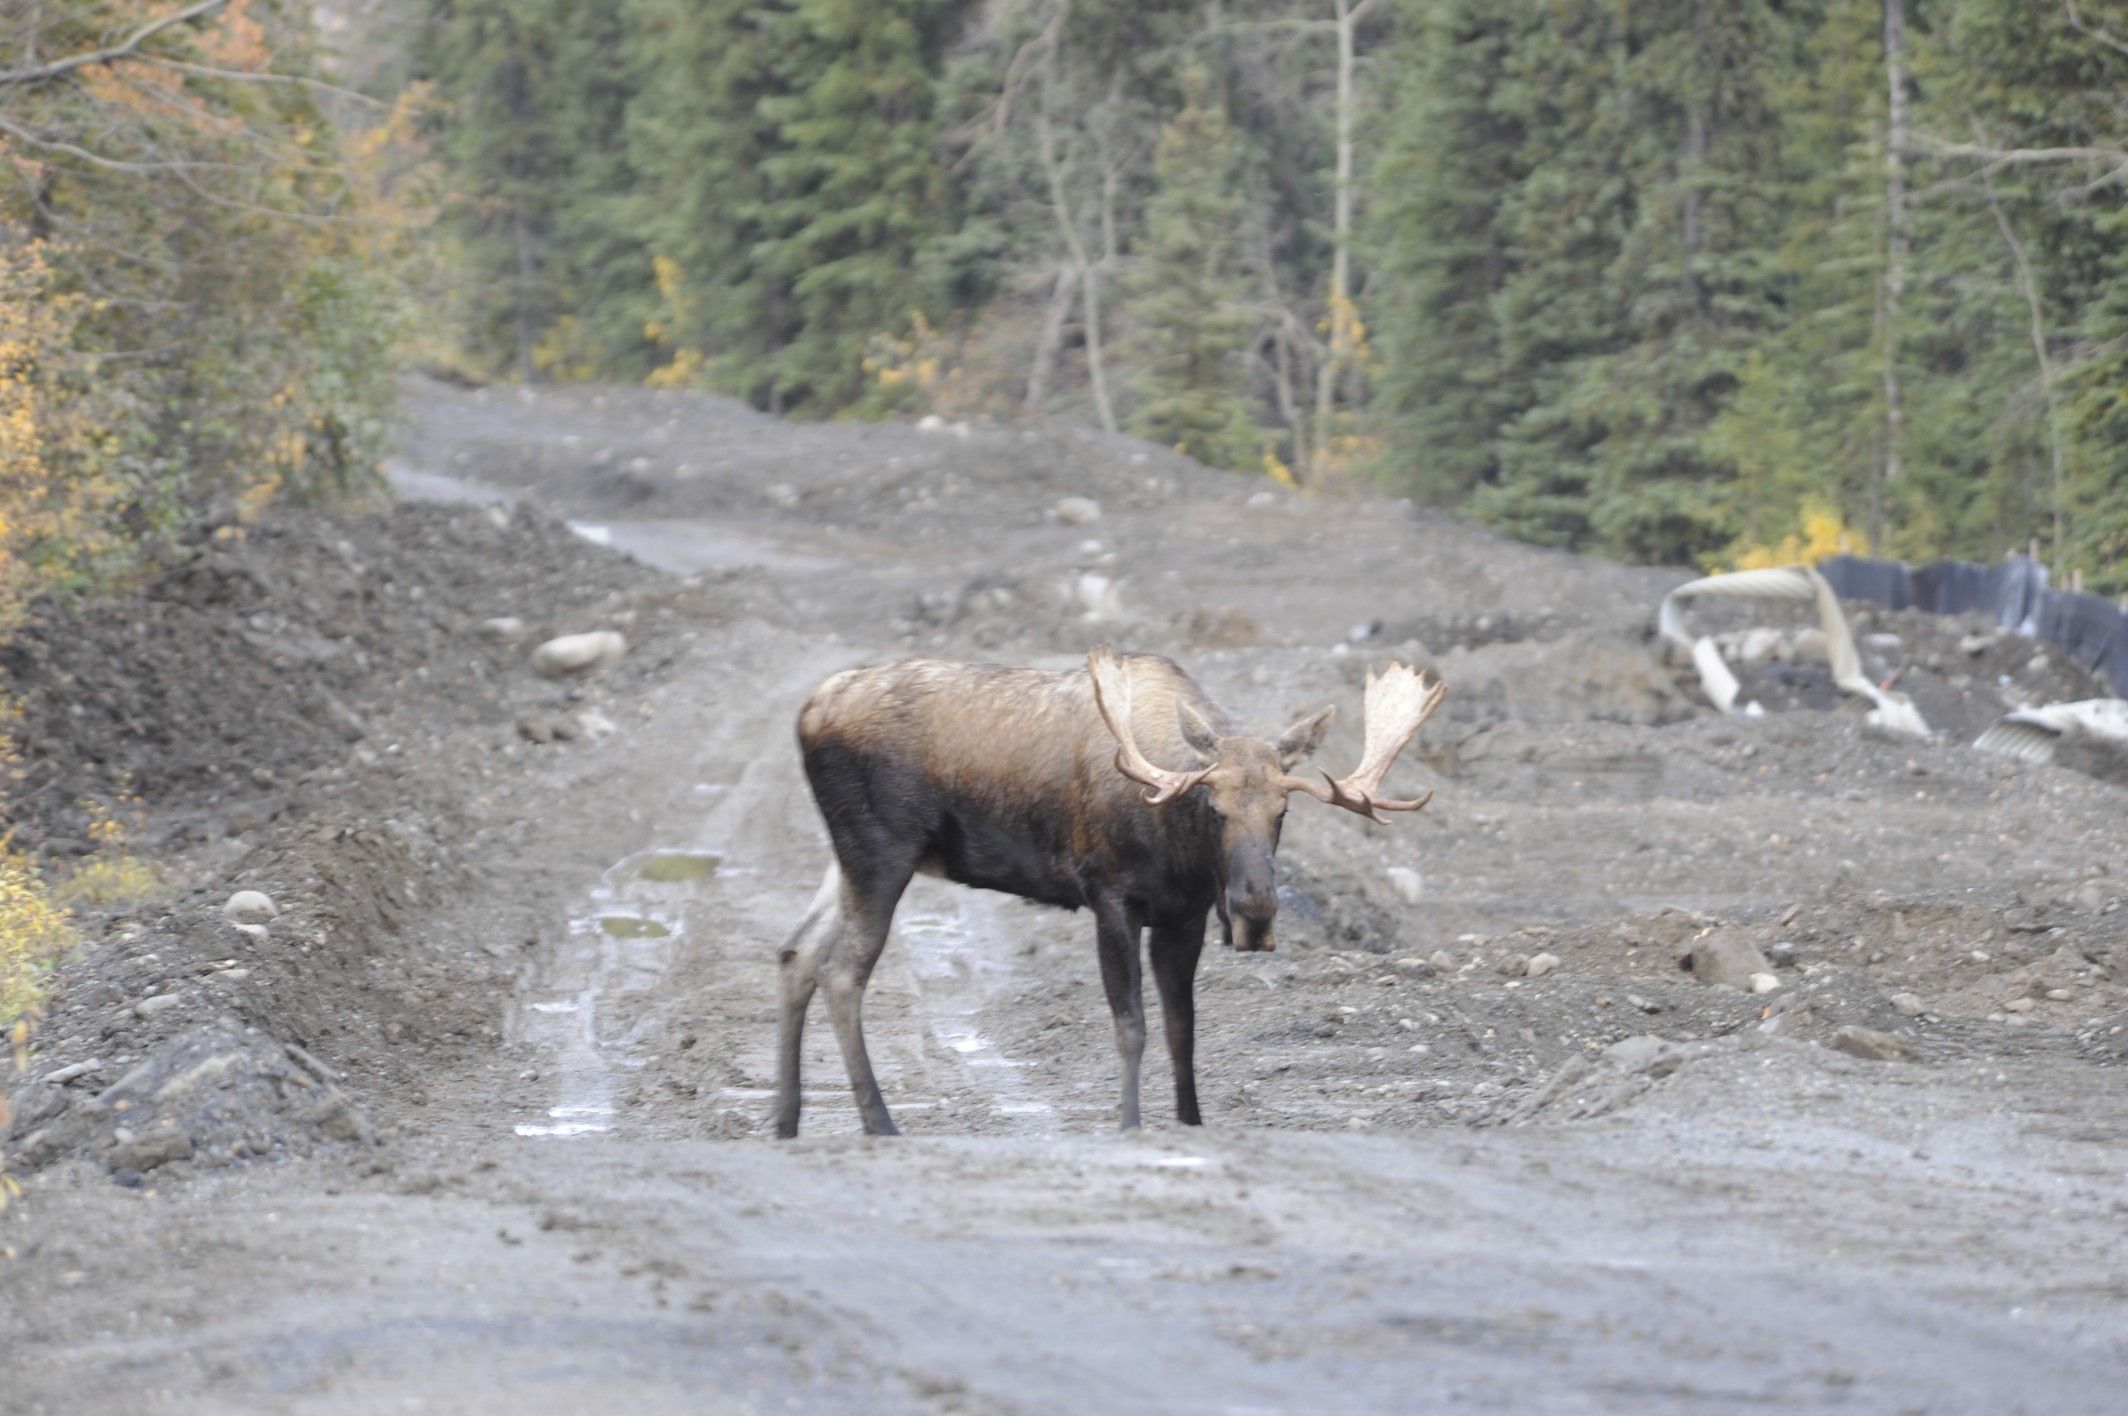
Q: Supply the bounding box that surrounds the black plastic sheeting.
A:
[1817,554,2128,697]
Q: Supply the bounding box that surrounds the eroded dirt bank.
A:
[3,379,2125,1413]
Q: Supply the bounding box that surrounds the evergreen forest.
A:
[405,0,2128,588]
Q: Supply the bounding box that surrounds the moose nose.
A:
[1230,879,1275,917]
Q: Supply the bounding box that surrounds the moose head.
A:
[1088,646,1446,952]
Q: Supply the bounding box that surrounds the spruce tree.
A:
[413,0,646,380]
[1479,0,1798,563]
[749,0,964,413]
[1367,0,1537,504]
[623,0,797,403]
[1125,67,1258,471]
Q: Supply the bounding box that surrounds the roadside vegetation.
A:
[0,2,425,1167]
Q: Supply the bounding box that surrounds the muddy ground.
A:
[3,377,2125,1413]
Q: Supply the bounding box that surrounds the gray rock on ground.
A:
[223,890,278,925]
[1829,1025,1916,1062]
[1383,867,1424,907]
[1687,935,1776,990]
[530,630,626,679]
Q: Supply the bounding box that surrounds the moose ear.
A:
[1176,700,1222,758]
[1275,705,1336,768]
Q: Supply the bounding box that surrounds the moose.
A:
[774,646,1447,1138]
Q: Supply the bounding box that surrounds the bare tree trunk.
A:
[1880,0,1909,499]
[513,204,536,387]
[1272,325,1302,471]
[1026,263,1079,410]
[1034,22,1117,435]
[1977,151,2069,578]
[1680,4,1708,315]
[1310,0,1375,476]
[1089,140,1121,433]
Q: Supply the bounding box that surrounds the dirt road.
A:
[5,381,2126,1412]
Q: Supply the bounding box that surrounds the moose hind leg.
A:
[822,858,916,1137]
[1149,914,1208,1126]
[1094,899,1147,1130]
[774,864,843,1139]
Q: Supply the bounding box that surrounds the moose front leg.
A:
[1093,897,1146,1130]
[1149,913,1209,1126]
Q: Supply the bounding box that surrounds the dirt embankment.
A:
[3,501,728,1179]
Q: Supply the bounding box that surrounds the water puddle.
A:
[386,458,835,575]
[635,851,721,883]
[596,915,672,939]
[508,841,726,1141]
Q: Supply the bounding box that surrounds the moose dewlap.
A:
[773,647,1446,1138]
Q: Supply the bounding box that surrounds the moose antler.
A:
[1088,646,1213,805]
[1284,662,1446,824]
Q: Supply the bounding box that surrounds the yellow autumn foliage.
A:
[0,846,75,1036]
[0,242,122,639]
[1724,499,1870,571]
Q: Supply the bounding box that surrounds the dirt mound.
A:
[1,503,665,853]
[3,499,717,1181]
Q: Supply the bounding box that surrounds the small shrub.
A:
[52,854,169,910]
[0,850,75,1034]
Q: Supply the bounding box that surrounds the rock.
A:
[1383,867,1424,907]
[2071,880,2109,914]
[1685,935,1775,990]
[230,923,269,945]
[478,616,528,644]
[2045,987,2075,1002]
[107,1127,192,1172]
[133,993,185,1020]
[1829,1025,1914,1062]
[1074,573,1123,621]
[223,890,279,925]
[530,630,626,679]
[1392,956,1434,975]
[576,709,620,740]
[39,1059,100,1085]
[1747,972,1780,994]
[1890,992,1925,1017]
[1790,627,1829,662]
[1602,1035,1683,1077]
[2003,997,2035,1013]
[1055,496,1102,526]
[1737,626,1786,665]
[1428,950,1454,974]
[1524,952,1561,978]
[153,1052,249,1102]
[516,716,554,745]
[765,482,801,509]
